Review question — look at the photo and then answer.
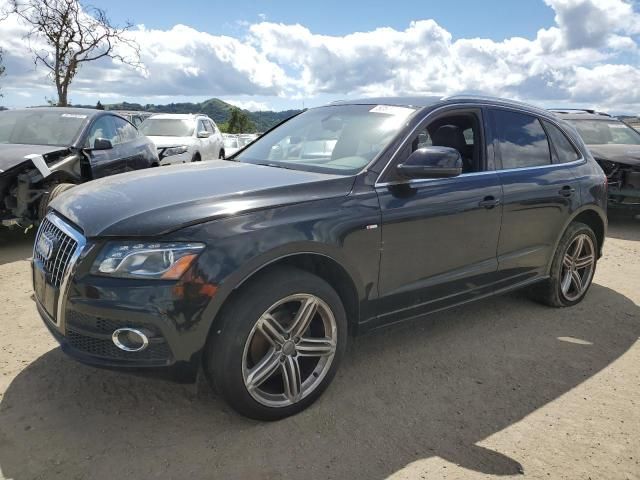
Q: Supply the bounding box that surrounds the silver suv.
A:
[140,113,225,165]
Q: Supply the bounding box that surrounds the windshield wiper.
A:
[253,162,293,170]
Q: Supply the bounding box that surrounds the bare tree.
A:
[0,48,5,97]
[8,0,140,106]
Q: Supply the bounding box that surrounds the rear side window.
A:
[112,116,139,145]
[492,109,551,169]
[543,121,580,164]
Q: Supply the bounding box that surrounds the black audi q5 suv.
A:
[33,96,607,420]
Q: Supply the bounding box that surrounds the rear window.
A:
[492,109,551,169]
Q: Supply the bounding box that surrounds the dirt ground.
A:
[0,213,638,480]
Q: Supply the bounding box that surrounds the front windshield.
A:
[569,119,640,145]
[140,118,194,137]
[234,104,416,175]
[0,110,88,146]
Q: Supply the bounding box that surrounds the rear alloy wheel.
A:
[531,221,598,307]
[206,267,347,420]
[559,233,596,302]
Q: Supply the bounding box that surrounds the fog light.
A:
[112,328,149,352]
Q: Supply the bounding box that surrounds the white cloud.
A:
[1,0,640,111]
[225,99,270,111]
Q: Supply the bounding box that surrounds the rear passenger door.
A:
[490,108,582,281]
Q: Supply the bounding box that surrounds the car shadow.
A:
[0,229,35,266]
[0,284,638,479]
[607,209,640,241]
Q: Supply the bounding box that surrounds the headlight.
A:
[92,242,205,280]
[163,145,189,157]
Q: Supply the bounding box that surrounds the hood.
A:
[588,144,640,167]
[0,144,70,173]
[51,161,355,237]
[148,136,195,149]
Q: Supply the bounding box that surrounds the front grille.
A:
[34,216,79,287]
[67,328,171,361]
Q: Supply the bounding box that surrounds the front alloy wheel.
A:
[206,267,347,420]
[242,294,338,407]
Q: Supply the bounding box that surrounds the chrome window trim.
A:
[375,158,586,188]
[374,101,587,188]
[34,213,86,334]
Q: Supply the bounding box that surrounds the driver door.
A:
[84,115,127,178]
[372,107,503,328]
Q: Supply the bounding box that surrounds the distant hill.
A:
[77,98,301,132]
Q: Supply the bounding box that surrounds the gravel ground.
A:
[0,212,638,480]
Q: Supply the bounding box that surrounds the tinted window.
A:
[112,116,138,145]
[543,121,580,164]
[86,116,116,148]
[493,110,550,169]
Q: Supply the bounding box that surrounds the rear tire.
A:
[38,183,75,220]
[205,267,347,420]
[530,222,598,307]
[219,149,225,160]
[192,153,201,162]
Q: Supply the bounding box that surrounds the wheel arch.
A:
[206,250,363,342]
[547,205,606,273]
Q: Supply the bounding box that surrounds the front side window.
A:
[407,111,482,173]
[543,121,580,164]
[86,116,116,148]
[140,119,194,137]
[568,119,640,145]
[492,109,550,169]
[112,116,138,145]
[234,104,417,175]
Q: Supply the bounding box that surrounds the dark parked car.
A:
[551,109,640,209]
[0,107,159,228]
[33,96,607,420]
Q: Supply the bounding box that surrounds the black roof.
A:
[329,94,555,118]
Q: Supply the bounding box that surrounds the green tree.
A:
[95,100,104,110]
[227,107,255,134]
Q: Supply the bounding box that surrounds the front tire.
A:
[38,183,75,220]
[531,222,598,307]
[205,267,347,420]
[219,149,225,159]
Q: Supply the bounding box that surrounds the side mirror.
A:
[93,138,113,150]
[197,130,211,138]
[396,147,462,179]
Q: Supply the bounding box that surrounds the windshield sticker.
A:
[61,113,87,119]
[609,123,627,128]
[369,105,415,116]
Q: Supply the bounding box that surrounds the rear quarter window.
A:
[542,121,580,164]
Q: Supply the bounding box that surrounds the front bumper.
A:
[33,242,211,383]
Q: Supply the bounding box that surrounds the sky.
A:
[0,0,639,113]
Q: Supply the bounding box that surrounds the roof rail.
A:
[548,108,611,117]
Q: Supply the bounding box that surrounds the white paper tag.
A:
[609,123,626,129]
[369,105,415,116]
[61,113,87,119]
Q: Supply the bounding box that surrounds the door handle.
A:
[479,196,500,209]
[559,185,576,197]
